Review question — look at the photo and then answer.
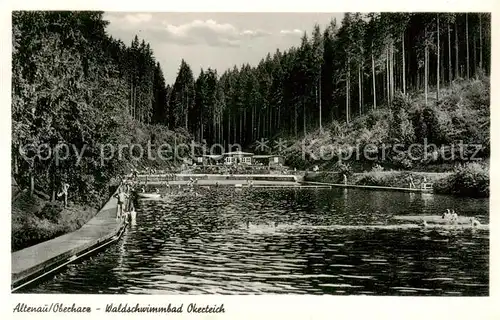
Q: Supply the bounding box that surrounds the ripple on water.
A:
[24,188,489,295]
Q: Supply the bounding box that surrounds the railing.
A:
[421,182,434,190]
[134,173,299,183]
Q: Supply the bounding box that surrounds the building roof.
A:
[252,155,280,159]
[223,151,254,156]
[203,155,224,160]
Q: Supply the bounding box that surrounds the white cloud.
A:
[105,13,272,48]
[124,13,152,24]
[106,13,153,25]
[241,29,271,38]
[280,29,303,36]
[160,19,270,47]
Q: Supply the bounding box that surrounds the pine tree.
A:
[437,13,440,100]
[169,59,195,129]
[152,62,168,124]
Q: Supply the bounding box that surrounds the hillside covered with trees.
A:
[12,11,491,202]
[12,11,191,207]
[12,11,197,249]
[166,13,490,157]
[11,12,491,249]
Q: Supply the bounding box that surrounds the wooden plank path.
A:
[244,185,332,189]
[144,180,301,186]
[133,174,434,192]
[303,181,433,193]
[137,173,301,182]
[392,215,476,224]
[11,191,127,291]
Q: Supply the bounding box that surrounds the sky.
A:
[104,12,344,85]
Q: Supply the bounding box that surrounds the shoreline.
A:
[305,168,488,198]
[11,187,129,292]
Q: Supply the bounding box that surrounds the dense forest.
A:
[12,11,190,204]
[165,13,491,150]
[12,12,491,204]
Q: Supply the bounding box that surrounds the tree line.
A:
[12,11,179,204]
[163,12,491,149]
[11,12,491,203]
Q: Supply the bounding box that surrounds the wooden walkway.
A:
[134,174,432,192]
[246,185,332,189]
[303,181,433,193]
[11,191,127,291]
[137,173,300,182]
[144,180,301,186]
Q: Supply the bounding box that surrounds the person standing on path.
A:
[408,173,416,189]
[421,176,428,189]
[114,187,128,220]
[57,182,70,207]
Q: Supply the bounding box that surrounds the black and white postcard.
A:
[7,1,498,319]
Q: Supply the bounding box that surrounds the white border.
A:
[2,0,499,319]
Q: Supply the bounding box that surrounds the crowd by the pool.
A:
[129,159,304,175]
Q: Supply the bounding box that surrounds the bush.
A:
[356,174,381,186]
[411,105,452,145]
[284,77,489,172]
[366,109,390,128]
[354,171,401,187]
[12,195,98,251]
[371,164,384,172]
[306,171,341,183]
[433,162,489,197]
[284,150,312,170]
[463,77,490,110]
[330,120,343,137]
[38,201,64,223]
[334,162,353,177]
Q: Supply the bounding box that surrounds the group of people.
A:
[114,178,139,221]
[407,174,432,190]
[442,209,482,227]
[147,178,203,197]
[432,209,481,227]
[441,209,459,223]
[420,209,482,228]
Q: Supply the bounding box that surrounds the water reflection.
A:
[25,188,489,295]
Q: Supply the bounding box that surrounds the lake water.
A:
[24,188,489,295]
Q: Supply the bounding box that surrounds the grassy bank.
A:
[283,77,489,198]
[282,77,489,173]
[12,122,192,252]
[11,191,105,252]
[307,169,450,188]
[306,162,489,198]
[433,162,489,197]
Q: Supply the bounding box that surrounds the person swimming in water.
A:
[128,202,137,223]
[421,219,428,228]
[442,209,452,220]
[132,167,138,180]
[470,217,481,228]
